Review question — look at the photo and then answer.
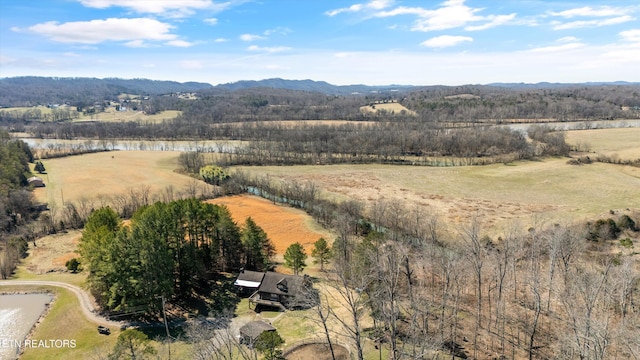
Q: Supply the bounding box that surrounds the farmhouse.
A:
[235,270,309,311]
[27,176,44,187]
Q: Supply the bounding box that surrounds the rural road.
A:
[0,280,122,328]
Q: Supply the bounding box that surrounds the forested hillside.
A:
[0,77,212,107]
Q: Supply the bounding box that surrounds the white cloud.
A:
[326,0,393,16]
[420,35,472,48]
[124,40,150,48]
[240,34,265,41]
[465,13,516,31]
[214,38,228,43]
[78,0,213,17]
[552,15,634,30]
[372,0,515,32]
[548,6,629,18]
[620,29,640,42]
[21,18,177,44]
[204,18,218,25]
[528,42,584,53]
[557,36,580,43]
[166,40,195,47]
[247,45,291,53]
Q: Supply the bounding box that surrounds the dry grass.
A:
[207,195,335,256]
[33,151,201,209]
[360,102,416,115]
[23,231,81,275]
[75,109,180,123]
[566,127,640,160]
[234,157,640,236]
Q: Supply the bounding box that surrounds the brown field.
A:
[34,151,205,209]
[75,109,181,123]
[207,195,334,256]
[360,102,416,115]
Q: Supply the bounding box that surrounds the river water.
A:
[0,293,54,360]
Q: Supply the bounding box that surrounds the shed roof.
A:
[239,321,276,340]
[236,270,265,283]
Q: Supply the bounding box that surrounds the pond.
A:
[0,293,54,360]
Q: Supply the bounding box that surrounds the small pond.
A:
[0,293,54,360]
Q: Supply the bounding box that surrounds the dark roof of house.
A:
[239,321,276,340]
[257,272,301,296]
[236,270,265,283]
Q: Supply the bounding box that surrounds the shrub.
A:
[618,215,638,232]
[588,218,620,241]
[619,238,634,248]
[65,258,81,273]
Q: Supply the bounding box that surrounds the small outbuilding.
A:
[239,321,276,347]
[27,176,44,187]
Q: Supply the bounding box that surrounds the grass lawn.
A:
[15,286,119,360]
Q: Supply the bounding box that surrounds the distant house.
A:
[27,176,44,187]
[235,271,309,311]
[239,321,276,347]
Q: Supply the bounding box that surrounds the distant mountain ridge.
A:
[215,78,414,95]
[0,76,213,107]
[2,76,639,107]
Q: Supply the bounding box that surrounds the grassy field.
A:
[566,127,640,160]
[234,157,640,236]
[76,109,181,123]
[33,150,203,209]
[359,102,416,115]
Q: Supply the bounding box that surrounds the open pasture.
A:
[75,109,180,123]
[359,102,416,115]
[566,127,640,160]
[234,158,640,235]
[34,151,202,209]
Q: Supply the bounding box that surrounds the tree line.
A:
[0,129,39,279]
[78,199,276,314]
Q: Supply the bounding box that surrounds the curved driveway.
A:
[0,280,122,328]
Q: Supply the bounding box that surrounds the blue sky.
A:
[1,0,639,85]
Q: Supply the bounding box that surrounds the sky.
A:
[0,0,639,86]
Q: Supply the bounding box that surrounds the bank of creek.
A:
[0,293,54,360]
